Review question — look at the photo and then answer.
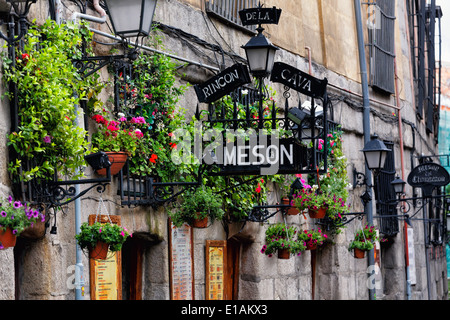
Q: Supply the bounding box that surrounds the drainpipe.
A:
[394,50,411,299]
[72,0,107,23]
[354,0,376,300]
[71,1,107,300]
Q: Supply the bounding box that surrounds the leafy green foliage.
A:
[168,186,224,228]
[2,20,103,182]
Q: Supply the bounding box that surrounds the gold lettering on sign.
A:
[94,252,118,300]
[206,240,227,300]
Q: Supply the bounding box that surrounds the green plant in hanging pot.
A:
[348,224,385,259]
[75,221,131,260]
[261,223,305,259]
[168,187,224,228]
[0,196,45,250]
[297,228,327,250]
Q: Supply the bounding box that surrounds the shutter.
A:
[367,0,396,94]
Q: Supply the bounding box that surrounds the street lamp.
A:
[104,0,158,38]
[391,176,406,196]
[242,26,279,77]
[361,134,390,171]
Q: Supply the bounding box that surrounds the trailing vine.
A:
[2,20,103,182]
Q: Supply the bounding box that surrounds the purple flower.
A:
[43,135,52,144]
[13,201,22,209]
[0,211,6,217]
[8,196,12,203]
[12,229,17,234]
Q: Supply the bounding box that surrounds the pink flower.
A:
[43,135,52,144]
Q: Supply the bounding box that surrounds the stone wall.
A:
[0,0,447,301]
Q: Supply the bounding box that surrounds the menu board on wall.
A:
[89,215,122,300]
[168,220,195,300]
[93,253,118,300]
[206,240,227,300]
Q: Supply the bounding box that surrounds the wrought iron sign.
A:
[239,6,282,26]
[194,63,251,103]
[407,163,450,197]
[270,62,328,98]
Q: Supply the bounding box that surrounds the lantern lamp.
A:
[361,134,390,171]
[242,27,279,77]
[104,0,158,38]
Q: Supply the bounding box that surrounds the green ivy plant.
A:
[2,20,103,182]
[168,186,224,228]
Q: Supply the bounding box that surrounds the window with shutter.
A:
[366,0,396,94]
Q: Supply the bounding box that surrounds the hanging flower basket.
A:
[281,198,300,216]
[0,227,17,249]
[96,151,128,176]
[306,242,317,251]
[308,207,327,219]
[89,241,109,260]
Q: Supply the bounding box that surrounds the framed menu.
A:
[88,214,122,300]
[168,220,195,300]
[206,240,227,300]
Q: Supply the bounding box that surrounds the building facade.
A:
[0,0,447,300]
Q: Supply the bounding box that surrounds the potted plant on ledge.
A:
[0,196,45,250]
[90,112,144,175]
[168,187,225,228]
[75,221,131,260]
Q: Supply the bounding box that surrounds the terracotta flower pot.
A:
[354,248,366,259]
[96,151,128,176]
[0,228,17,249]
[192,215,208,228]
[89,241,109,260]
[277,248,291,259]
[281,198,300,216]
[308,207,326,219]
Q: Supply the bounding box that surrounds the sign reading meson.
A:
[194,64,251,103]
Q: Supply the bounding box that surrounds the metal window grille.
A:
[205,0,258,33]
[374,141,399,237]
[366,0,396,94]
[406,0,442,132]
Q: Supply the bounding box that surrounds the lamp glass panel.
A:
[106,0,143,37]
[141,0,157,34]
[266,47,276,74]
[246,48,269,73]
[364,151,382,170]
